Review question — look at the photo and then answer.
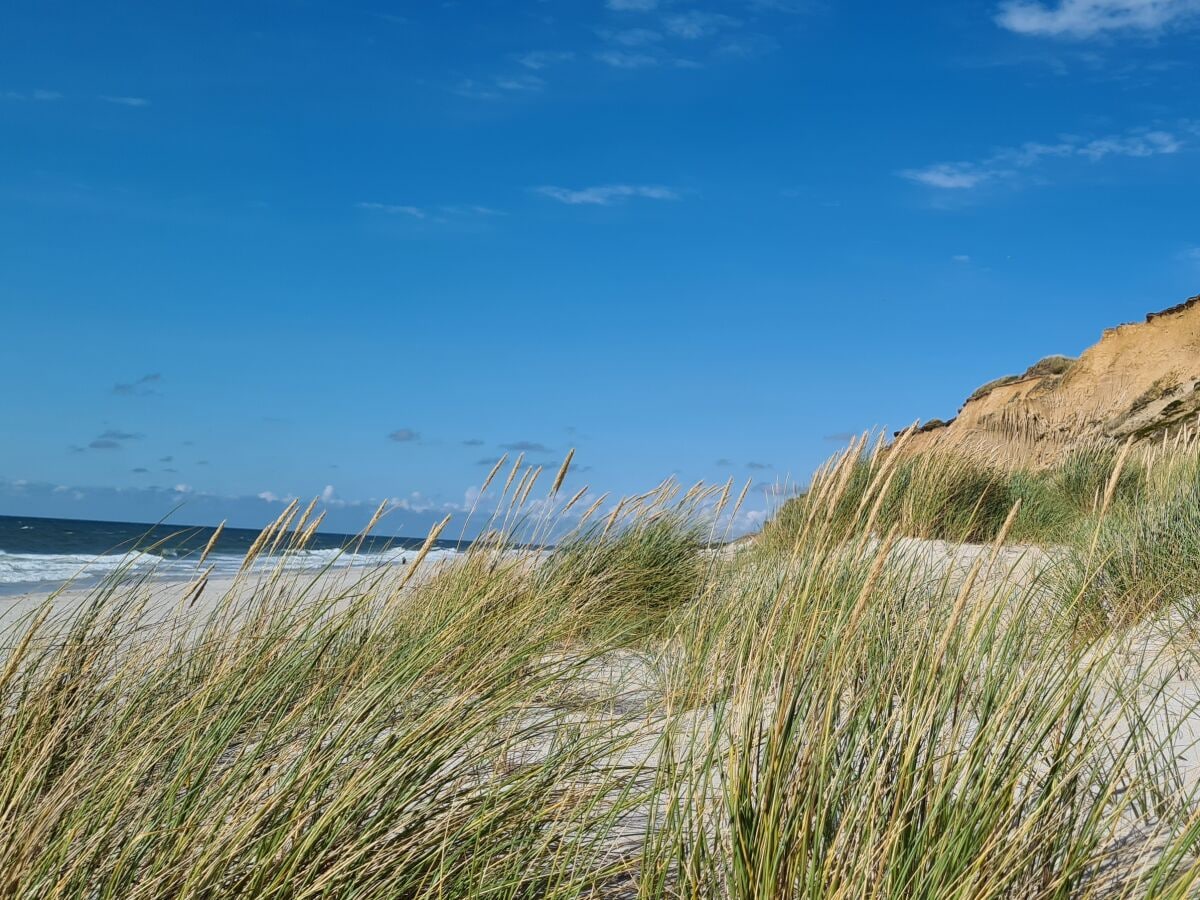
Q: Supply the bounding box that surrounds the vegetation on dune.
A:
[763,434,1161,549]
[5,438,1200,897]
[1022,353,1076,379]
[1062,449,1200,635]
[964,373,1023,405]
[538,511,706,643]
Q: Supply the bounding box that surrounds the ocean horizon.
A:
[0,513,463,594]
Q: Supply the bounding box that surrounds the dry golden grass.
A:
[5,444,1200,897]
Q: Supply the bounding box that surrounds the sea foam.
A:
[0,546,458,589]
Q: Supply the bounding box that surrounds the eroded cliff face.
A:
[904,296,1200,465]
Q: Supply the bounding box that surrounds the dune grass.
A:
[4,442,1200,897]
[762,434,1162,551]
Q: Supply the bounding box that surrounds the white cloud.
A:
[594,49,661,68]
[663,11,741,39]
[1076,130,1182,158]
[715,33,780,58]
[356,202,501,223]
[452,74,544,100]
[356,202,426,218]
[744,0,814,10]
[387,491,444,514]
[734,508,768,534]
[536,184,681,205]
[901,126,1184,190]
[100,95,150,107]
[491,74,545,93]
[597,27,663,46]
[517,50,575,70]
[953,254,972,263]
[3,89,62,101]
[439,204,504,217]
[321,485,336,503]
[902,163,991,189]
[174,484,193,494]
[996,0,1200,38]
[607,0,658,9]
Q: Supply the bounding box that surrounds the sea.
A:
[0,514,462,595]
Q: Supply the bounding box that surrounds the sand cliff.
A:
[905,295,1200,464]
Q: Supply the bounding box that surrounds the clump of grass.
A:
[881,451,1018,542]
[764,445,1021,547]
[539,511,706,643]
[1050,443,1146,516]
[965,373,1022,405]
[1061,452,1200,634]
[759,458,875,550]
[766,438,1159,551]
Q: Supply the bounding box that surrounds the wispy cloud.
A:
[3,89,62,101]
[462,438,485,446]
[745,461,773,470]
[77,428,144,452]
[388,428,421,443]
[996,0,1200,38]
[746,0,814,9]
[607,0,659,9]
[356,202,501,222]
[493,74,545,92]
[113,373,162,397]
[737,508,769,532]
[356,202,425,218]
[7,91,154,107]
[715,33,781,59]
[753,481,796,496]
[904,164,992,190]
[901,126,1183,190]
[593,9,759,68]
[100,95,150,107]
[597,27,663,46]
[517,50,575,70]
[440,205,503,217]
[594,49,663,68]
[536,184,680,205]
[501,440,553,453]
[453,74,544,100]
[663,11,742,39]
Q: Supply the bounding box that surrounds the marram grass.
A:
[4,443,1200,897]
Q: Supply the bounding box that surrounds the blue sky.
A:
[1,0,1198,536]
